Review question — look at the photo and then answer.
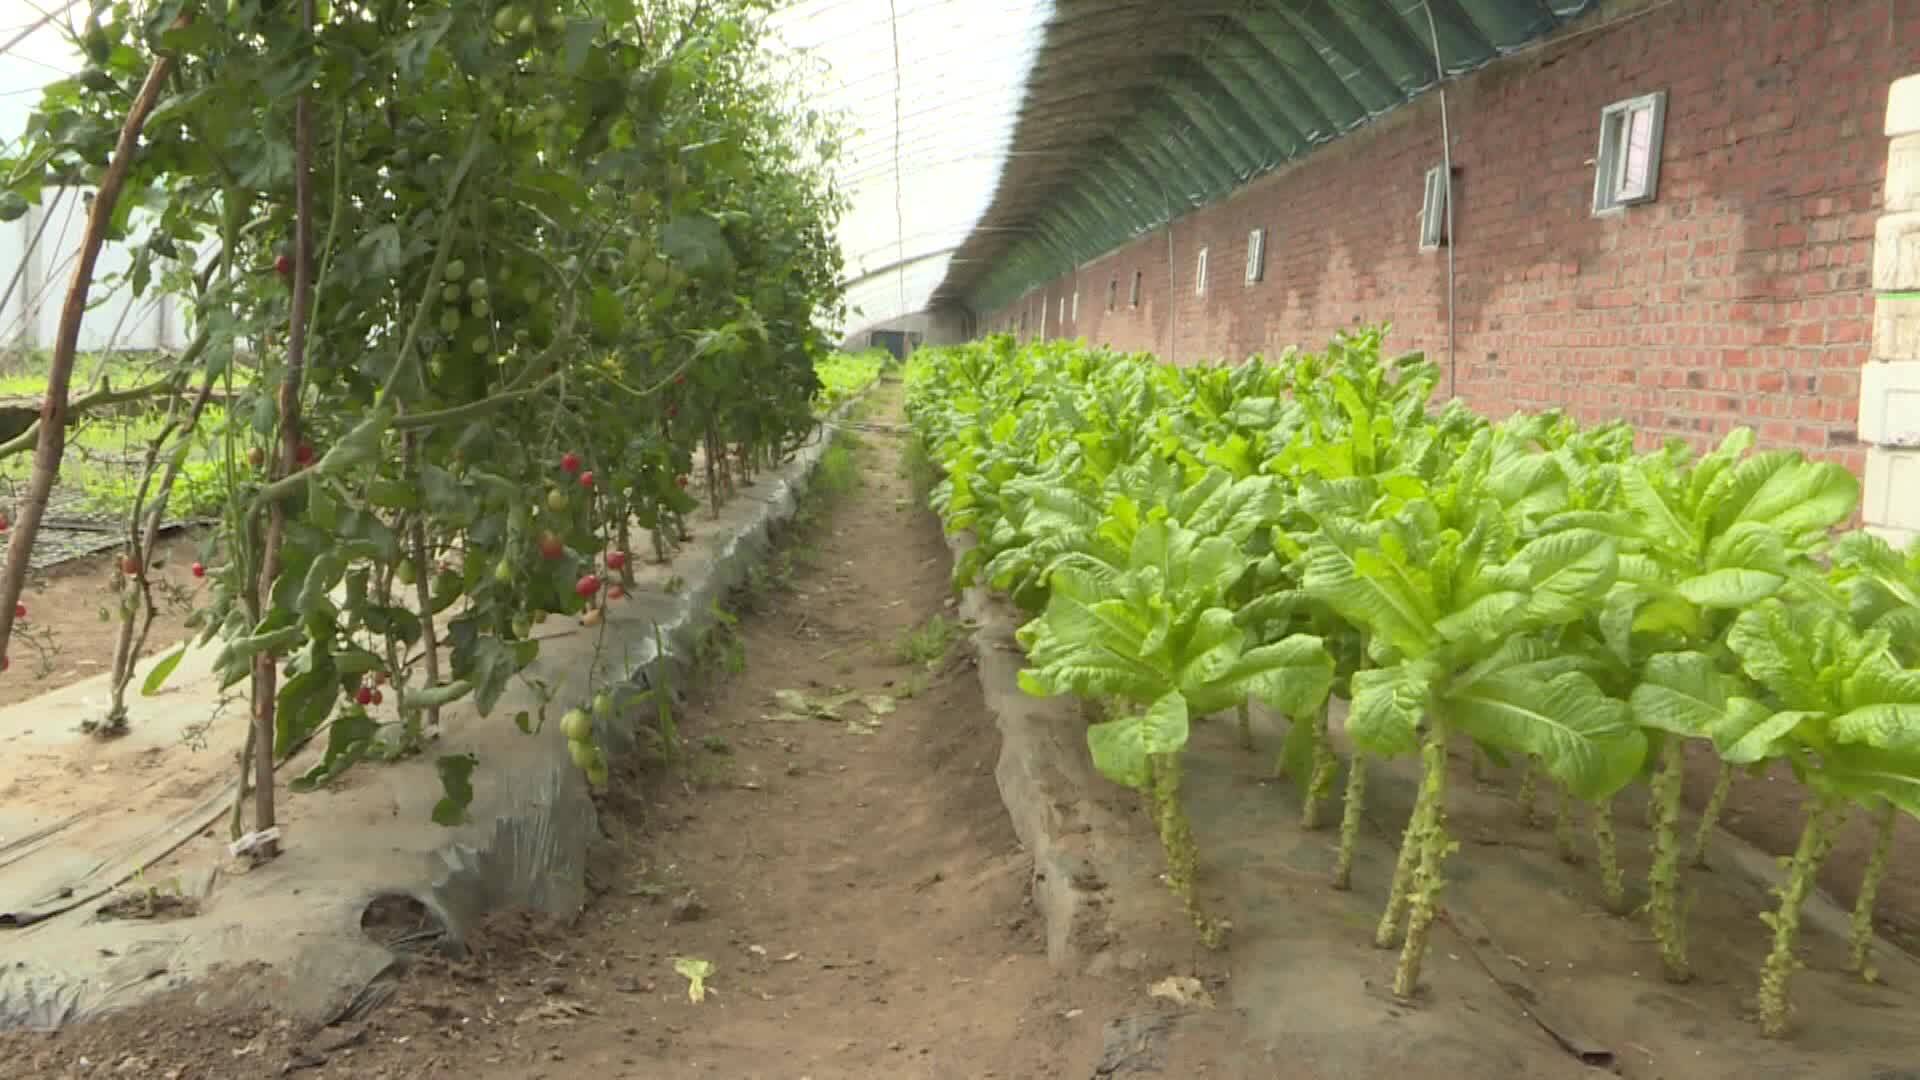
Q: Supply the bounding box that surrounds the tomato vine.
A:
[0,0,850,844]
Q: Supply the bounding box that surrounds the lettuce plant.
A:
[1301,446,1643,997]
[1828,531,1920,978]
[1725,598,1920,1036]
[1016,514,1334,945]
[1585,431,1859,980]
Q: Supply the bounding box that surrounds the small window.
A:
[1194,247,1209,296]
[1129,270,1142,308]
[1245,228,1266,284]
[1592,91,1666,214]
[1107,278,1118,312]
[1419,165,1449,251]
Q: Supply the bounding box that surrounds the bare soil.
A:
[0,387,1197,1079]
[0,531,205,711]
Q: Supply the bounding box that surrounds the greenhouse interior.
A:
[0,0,1917,1076]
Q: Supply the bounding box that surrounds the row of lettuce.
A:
[903,331,1920,1038]
[814,349,890,414]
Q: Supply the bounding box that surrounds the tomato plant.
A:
[0,0,850,843]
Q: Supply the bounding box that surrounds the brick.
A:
[1890,72,1920,138]
[1876,212,1920,292]
[1858,360,1920,446]
[1864,446,1920,531]
[1890,134,1920,214]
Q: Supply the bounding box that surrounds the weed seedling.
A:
[895,613,961,667]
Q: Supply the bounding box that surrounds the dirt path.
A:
[0,384,1191,1079]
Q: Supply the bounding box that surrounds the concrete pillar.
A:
[1863,74,1920,548]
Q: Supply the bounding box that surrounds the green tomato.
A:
[395,560,417,586]
[567,736,597,770]
[586,759,608,788]
[493,5,521,34]
[512,614,532,639]
[517,13,535,35]
[547,488,569,513]
[442,283,462,303]
[545,13,566,33]
[471,334,490,355]
[560,708,594,742]
[494,559,514,585]
[440,309,461,335]
[467,277,489,299]
[471,297,491,318]
[592,691,613,718]
[445,257,466,281]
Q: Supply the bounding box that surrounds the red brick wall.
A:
[984,0,1920,471]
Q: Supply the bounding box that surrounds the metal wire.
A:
[1419,0,1457,400]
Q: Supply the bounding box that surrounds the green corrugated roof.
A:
[939,0,1599,316]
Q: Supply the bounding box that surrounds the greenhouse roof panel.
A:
[920,0,1601,316]
[768,0,1053,332]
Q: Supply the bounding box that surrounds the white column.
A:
[1863,74,1920,547]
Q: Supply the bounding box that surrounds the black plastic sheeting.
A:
[947,0,1597,315]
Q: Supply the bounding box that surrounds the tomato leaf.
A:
[432,753,480,826]
[293,709,378,793]
[140,646,187,697]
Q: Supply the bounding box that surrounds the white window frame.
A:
[1419,165,1449,251]
[1058,296,1066,324]
[1592,91,1666,214]
[1071,290,1079,321]
[1245,228,1266,284]
[1194,247,1210,296]
[1129,270,1142,308]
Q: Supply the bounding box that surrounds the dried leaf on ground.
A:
[675,957,714,1003]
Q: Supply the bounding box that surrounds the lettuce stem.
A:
[1302,702,1338,830]
[1516,757,1538,827]
[1688,761,1734,869]
[1150,753,1222,949]
[1555,785,1581,864]
[1848,800,1897,981]
[1758,794,1843,1038]
[1236,700,1252,751]
[1393,725,1453,999]
[1333,751,1367,890]
[1647,738,1690,982]
[1591,798,1628,915]
[1374,761,1432,949]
